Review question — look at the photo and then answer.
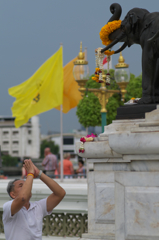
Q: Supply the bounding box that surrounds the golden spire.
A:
[74,42,88,65]
[115,51,129,68]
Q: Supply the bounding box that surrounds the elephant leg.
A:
[153,58,159,103]
[137,48,155,104]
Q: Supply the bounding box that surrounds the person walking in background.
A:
[3,159,66,240]
[58,153,74,178]
[76,159,86,178]
[42,147,58,177]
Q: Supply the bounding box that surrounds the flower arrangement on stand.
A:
[92,48,111,85]
[79,134,97,153]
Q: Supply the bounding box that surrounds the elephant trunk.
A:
[114,42,128,54]
[107,3,122,23]
[101,32,126,53]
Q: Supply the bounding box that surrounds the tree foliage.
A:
[125,73,142,102]
[106,93,123,125]
[40,140,59,158]
[76,92,101,128]
[2,155,19,167]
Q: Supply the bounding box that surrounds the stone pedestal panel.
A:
[115,172,159,240]
[87,170,115,239]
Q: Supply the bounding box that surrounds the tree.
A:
[106,93,123,125]
[76,92,101,128]
[2,155,19,167]
[40,140,59,158]
[125,73,142,102]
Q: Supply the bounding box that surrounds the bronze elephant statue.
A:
[101,3,159,104]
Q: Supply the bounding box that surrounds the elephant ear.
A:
[129,12,138,33]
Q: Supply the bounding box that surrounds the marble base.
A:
[75,106,159,240]
[115,172,159,240]
[81,233,115,240]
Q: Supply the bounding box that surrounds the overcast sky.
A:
[0,0,158,135]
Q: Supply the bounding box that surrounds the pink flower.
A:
[80,137,86,143]
[90,133,97,138]
[79,148,85,153]
[86,134,91,138]
[86,133,97,138]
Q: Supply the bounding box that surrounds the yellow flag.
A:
[55,56,82,113]
[8,47,63,128]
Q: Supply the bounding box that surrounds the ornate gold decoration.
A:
[74,42,88,65]
[117,82,129,101]
[115,51,129,68]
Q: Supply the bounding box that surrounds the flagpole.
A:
[60,43,63,182]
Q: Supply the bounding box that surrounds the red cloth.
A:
[59,159,73,175]
[103,57,107,65]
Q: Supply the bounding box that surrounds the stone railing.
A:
[0,179,88,238]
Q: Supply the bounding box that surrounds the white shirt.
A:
[3,198,52,240]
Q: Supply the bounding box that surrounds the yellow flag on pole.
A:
[55,56,82,113]
[8,47,63,128]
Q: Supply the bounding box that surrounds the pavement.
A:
[0,234,80,240]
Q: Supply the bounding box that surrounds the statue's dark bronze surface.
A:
[102,3,159,104]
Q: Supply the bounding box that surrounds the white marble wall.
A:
[115,172,159,240]
[76,107,159,240]
[81,169,115,240]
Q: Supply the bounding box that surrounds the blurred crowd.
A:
[21,148,86,179]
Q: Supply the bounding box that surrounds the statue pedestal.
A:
[76,105,159,240]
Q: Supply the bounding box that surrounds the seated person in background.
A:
[76,159,86,177]
[58,153,74,178]
[3,159,66,240]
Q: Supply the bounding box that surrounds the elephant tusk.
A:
[114,42,128,54]
[148,30,159,42]
[101,32,126,53]
[101,38,119,53]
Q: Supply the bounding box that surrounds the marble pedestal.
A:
[76,105,159,240]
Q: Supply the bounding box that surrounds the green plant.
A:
[125,73,142,102]
[76,92,101,128]
[2,155,19,167]
[106,93,123,125]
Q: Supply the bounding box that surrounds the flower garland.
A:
[99,20,122,46]
[104,50,115,56]
[91,48,111,85]
[79,133,97,153]
[92,68,101,82]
